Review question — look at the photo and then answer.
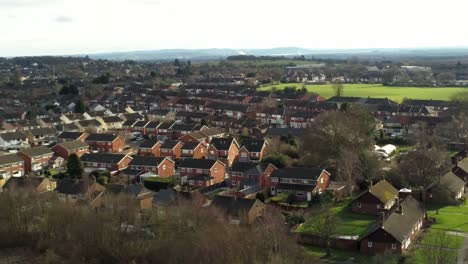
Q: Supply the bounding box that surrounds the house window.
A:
[297,192,304,196]
[392,244,396,249]
[357,202,362,208]
[368,241,372,248]
[320,177,323,184]
[163,165,167,170]
[187,168,192,173]
[181,168,185,172]
[241,152,247,158]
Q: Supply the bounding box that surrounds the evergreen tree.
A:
[67,153,84,179]
[74,100,86,114]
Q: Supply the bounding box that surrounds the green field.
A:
[258,83,467,103]
[296,202,376,238]
[427,203,468,232]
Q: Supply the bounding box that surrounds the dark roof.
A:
[212,195,261,216]
[0,153,23,165]
[28,127,56,136]
[179,158,218,169]
[130,156,168,167]
[106,183,152,198]
[145,121,160,129]
[241,139,266,152]
[160,140,181,149]
[377,197,425,243]
[20,146,53,158]
[78,119,102,127]
[0,132,27,141]
[181,141,202,150]
[55,140,88,150]
[123,119,137,126]
[85,133,119,142]
[123,113,144,120]
[101,116,124,123]
[133,121,149,127]
[157,122,173,130]
[80,153,128,164]
[189,174,213,181]
[441,171,465,194]
[199,127,224,137]
[139,139,160,149]
[56,178,95,195]
[271,167,324,180]
[265,128,304,137]
[171,123,197,132]
[210,137,236,151]
[57,131,86,140]
[230,161,270,174]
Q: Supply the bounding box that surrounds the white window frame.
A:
[368,241,372,248]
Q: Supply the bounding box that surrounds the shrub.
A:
[97,176,108,185]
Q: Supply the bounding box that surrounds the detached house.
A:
[360,196,425,255]
[85,133,126,153]
[3,177,55,193]
[55,178,105,208]
[80,153,132,173]
[179,158,226,188]
[128,156,175,178]
[0,154,24,178]
[352,180,399,215]
[238,139,270,162]
[51,140,89,159]
[18,146,54,174]
[208,137,239,166]
[270,168,330,201]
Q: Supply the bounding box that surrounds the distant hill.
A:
[80,47,468,62]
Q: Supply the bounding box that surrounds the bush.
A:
[256,192,266,202]
[97,176,108,185]
[262,153,289,168]
[283,212,305,226]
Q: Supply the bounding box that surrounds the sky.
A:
[1,0,468,57]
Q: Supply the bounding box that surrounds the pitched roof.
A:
[179,158,219,169]
[441,171,465,194]
[199,127,224,137]
[130,156,169,167]
[181,141,203,150]
[101,116,124,123]
[19,146,53,158]
[0,153,23,165]
[56,178,97,195]
[271,167,324,180]
[230,161,271,174]
[106,184,152,199]
[145,121,160,129]
[139,139,160,149]
[57,131,86,140]
[457,158,468,173]
[27,127,56,136]
[212,195,262,217]
[379,196,425,243]
[55,140,89,151]
[3,177,47,190]
[85,133,119,142]
[0,132,27,141]
[133,121,149,127]
[160,140,181,149]
[241,139,266,152]
[210,137,237,151]
[80,153,128,164]
[368,180,398,204]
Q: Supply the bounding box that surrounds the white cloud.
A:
[1,0,468,56]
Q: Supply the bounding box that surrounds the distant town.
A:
[0,53,467,263]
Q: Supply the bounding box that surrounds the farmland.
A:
[258,83,468,103]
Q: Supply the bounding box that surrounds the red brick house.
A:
[238,139,270,162]
[128,156,175,178]
[85,133,126,153]
[181,141,208,159]
[57,131,89,143]
[352,180,399,215]
[208,137,239,166]
[51,140,89,159]
[360,196,425,255]
[80,153,132,173]
[228,161,277,189]
[178,131,207,143]
[159,140,183,159]
[211,195,265,224]
[138,139,162,157]
[179,158,226,188]
[18,146,54,174]
[0,154,24,178]
[270,167,330,201]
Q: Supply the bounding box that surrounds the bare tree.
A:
[418,230,458,264]
[309,208,337,256]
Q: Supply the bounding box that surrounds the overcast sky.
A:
[1,0,467,57]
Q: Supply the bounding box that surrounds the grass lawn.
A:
[406,229,464,264]
[305,246,372,263]
[48,169,61,176]
[258,83,468,103]
[296,202,376,238]
[427,203,468,232]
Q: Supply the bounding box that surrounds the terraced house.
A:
[352,180,399,215]
[80,153,132,173]
[18,146,54,174]
[51,140,90,159]
[179,158,226,188]
[238,139,270,163]
[128,156,175,178]
[85,133,126,153]
[208,137,239,166]
[0,154,24,178]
